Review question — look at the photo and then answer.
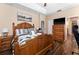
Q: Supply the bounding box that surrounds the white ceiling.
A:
[19,3,78,15]
[37,3,77,15]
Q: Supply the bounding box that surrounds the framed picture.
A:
[17,11,32,22]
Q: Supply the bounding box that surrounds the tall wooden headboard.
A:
[12,22,33,38]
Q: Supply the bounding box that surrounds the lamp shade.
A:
[2,28,9,33]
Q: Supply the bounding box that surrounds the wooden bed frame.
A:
[12,22,64,55]
[12,22,55,55]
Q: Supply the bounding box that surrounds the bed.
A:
[12,22,54,55]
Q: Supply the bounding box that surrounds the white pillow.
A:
[16,29,20,36]
[37,33,42,35]
[24,29,29,34]
[31,31,35,35]
[16,29,24,36]
[20,29,24,35]
[28,28,34,35]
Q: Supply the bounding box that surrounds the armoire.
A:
[53,17,65,42]
[52,17,65,54]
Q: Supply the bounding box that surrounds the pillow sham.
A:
[16,29,29,36]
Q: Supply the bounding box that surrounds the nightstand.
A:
[0,35,12,55]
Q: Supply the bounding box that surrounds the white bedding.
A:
[18,35,31,45]
[18,33,42,46]
[16,28,42,46]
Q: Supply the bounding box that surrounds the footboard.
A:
[14,35,53,55]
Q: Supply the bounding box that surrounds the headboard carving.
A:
[13,22,33,29]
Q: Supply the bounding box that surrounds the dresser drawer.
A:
[0,40,1,47]
[0,36,12,54]
[53,24,64,27]
[1,41,10,45]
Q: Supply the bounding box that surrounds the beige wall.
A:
[0,4,17,35]
[0,4,44,35]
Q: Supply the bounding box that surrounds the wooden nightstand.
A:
[0,35,12,55]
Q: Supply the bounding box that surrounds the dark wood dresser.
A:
[53,24,64,42]
[0,36,12,55]
[52,24,65,54]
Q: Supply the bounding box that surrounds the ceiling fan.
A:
[44,3,47,7]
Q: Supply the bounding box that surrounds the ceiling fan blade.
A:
[44,3,47,7]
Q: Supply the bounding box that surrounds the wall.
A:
[0,4,17,35]
[0,4,44,35]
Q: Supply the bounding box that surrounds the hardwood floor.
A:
[63,34,79,55]
[72,35,79,55]
[63,35,72,54]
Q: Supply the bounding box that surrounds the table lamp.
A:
[2,28,9,37]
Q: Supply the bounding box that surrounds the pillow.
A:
[24,29,29,34]
[31,31,36,35]
[16,29,30,36]
[20,29,24,35]
[16,29,24,36]
[28,28,34,35]
[16,29,20,36]
[36,33,42,35]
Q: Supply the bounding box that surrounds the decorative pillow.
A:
[36,33,42,35]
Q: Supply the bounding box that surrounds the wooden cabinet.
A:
[52,24,65,54]
[53,24,64,42]
[0,36,12,55]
